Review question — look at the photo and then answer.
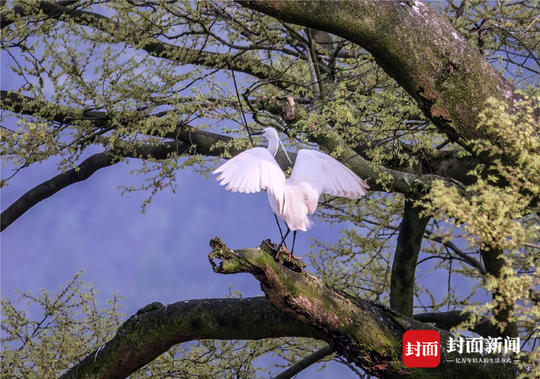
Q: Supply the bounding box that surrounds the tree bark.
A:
[63,239,518,378]
[61,297,322,379]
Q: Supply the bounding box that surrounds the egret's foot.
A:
[263,239,302,260]
[278,243,303,260]
[262,240,306,273]
[275,243,288,259]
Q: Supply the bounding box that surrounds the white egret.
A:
[213,127,369,257]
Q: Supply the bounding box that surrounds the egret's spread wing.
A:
[213,147,286,198]
[290,149,369,199]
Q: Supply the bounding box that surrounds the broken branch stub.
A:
[209,237,404,376]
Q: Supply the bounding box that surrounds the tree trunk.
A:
[390,200,430,316]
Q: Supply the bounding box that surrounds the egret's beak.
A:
[252,130,264,136]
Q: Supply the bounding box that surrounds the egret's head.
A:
[262,127,279,141]
[253,127,278,142]
[252,127,292,164]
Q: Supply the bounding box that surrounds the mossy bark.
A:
[239,0,517,152]
[61,297,320,379]
[209,238,517,378]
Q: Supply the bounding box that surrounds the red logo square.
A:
[402,330,441,368]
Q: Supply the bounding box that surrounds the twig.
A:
[228,56,254,147]
[273,345,334,379]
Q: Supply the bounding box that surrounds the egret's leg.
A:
[289,231,303,260]
[279,226,290,247]
[274,214,284,241]
[276,226,291,259]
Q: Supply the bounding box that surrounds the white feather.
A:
[213,147,286,209]
[213,128,369,233]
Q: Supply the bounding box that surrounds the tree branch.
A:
[208,238,517,378]
[311,128,451,196]
[390,200,431,316]
[2,2,295,87]
[424,230,486,274]
[0,1,78,29]
[238,0,517,151]
[273,345,333,379]
[60,297,321,379]
[413,311,501,338]
[1,90,108,126]
[1,141,190,231]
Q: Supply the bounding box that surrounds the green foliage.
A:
[421,96,539,376]
[1,272,123,377]
[1,274,329,377]
[423,95,538,251]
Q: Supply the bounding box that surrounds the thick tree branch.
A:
[0,1,78,29]
[208,238,517,378]
[239,0,517,151]
[311,128,451,196]
[414,311,501,338]
[1,90,108,126]
[390,200,431,316]
[256,95,481,189]
[61,297,322,379]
